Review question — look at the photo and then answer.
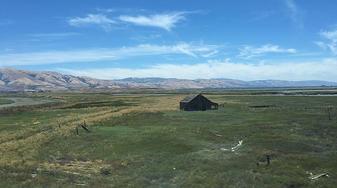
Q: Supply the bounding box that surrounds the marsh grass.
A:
[0,93,337,187]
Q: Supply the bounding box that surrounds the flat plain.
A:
[0,89,337,187]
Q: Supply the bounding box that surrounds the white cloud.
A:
[238,44,297,59]
[320,30,337,43]
[119,12,186,31]
[316,29,337,55]
[68,11,188,31]
[0,43,219,66]
[68,14,116,31]
[285,0,303,27]
[59,58,337,81]
[201,50,219,58]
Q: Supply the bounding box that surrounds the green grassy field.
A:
[0,91,337,187]
[0,98,14,105]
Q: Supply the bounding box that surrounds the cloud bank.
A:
[60,58,337,81]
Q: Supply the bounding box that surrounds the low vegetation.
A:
[0,98,14,105]
[0,91,337,187]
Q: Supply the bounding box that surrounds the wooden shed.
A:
[180,94,218,111]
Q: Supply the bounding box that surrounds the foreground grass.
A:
[0,93,337,187]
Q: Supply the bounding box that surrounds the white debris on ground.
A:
[231,140,243,151]
[220,140,243,152]
[307,172,329,180]
[33,121,40,125]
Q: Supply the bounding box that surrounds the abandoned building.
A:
[180,94,219,111]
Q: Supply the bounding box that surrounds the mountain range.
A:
[0,68,336,91]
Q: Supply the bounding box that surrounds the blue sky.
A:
[1,0,337,81]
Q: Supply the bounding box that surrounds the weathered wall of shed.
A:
[180,95,218,111]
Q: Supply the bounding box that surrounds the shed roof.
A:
[180,94,201,103]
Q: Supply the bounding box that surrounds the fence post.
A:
[266,155,271,166]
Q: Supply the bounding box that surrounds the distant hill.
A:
[0,68,125,91]
[1,68,336,91]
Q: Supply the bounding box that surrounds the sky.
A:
[1,0,337,81]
